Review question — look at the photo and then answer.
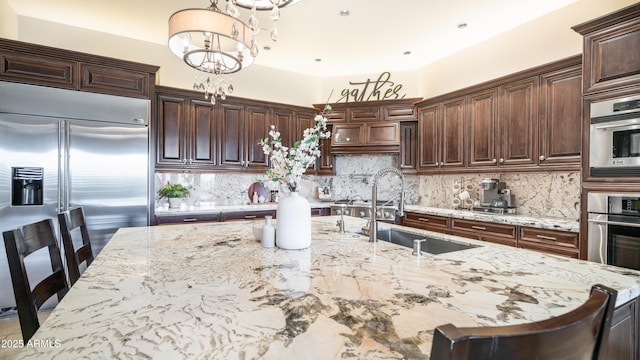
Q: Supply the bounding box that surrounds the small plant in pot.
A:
[158,183,190,209]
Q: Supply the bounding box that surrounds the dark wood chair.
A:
[430,284,617,360]
[3,219,70,342]
[58,207,95,286]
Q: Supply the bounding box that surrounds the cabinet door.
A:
[468,88,499,168]
[80,63,149,98]
[441,97,466,169]
[500,77,538,167]
[295,111,318,174]
[317,125,334,175]
[418,104,440,170]
[400,122,417,173]
[273,107,294,149]
[366,122,399,145]
[156,94,188,166]
[189,99,217,167]
[245,106,271,169]
[0,50,77,89]
[332,124,364,146]
[219,103,245,167]
[538,66,582,167]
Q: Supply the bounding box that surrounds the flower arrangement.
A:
[260,106,332,193]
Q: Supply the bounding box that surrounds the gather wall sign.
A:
[336,72,407,103]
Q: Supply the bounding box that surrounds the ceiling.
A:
[6,0,578,77]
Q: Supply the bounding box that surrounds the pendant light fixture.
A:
[168,0,256,104]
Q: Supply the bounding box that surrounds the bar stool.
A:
[429,284,617,360]
[3,219,69,341]
[58,207,95,286]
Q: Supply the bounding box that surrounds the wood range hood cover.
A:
[313,98,422,155]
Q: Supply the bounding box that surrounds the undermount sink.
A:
[371,228,479,255]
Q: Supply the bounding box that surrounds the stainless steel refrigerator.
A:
[0,81,150,309]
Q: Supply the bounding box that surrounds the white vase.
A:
[168,197,182,209]
[276,192,311,250]
[261,216,275,248]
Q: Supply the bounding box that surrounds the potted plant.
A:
[158,183,190,209]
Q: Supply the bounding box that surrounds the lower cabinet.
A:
[606,297,638,360]
[155,213,221,225]
[449,218,517,247]
[518,226,579,258]
[402,212,449,234]
[403,211,579,258]
[155,207,330,225]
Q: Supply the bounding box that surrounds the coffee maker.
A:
[473,178,517,214]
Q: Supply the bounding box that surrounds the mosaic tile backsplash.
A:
[155,155,580,220]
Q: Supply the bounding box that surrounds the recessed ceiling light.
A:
[263,45,271,51]
[339,10,350,17]
[403,51,412,56]
[315,58,322,62]
[457,23,468,29]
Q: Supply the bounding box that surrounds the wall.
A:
[1,0,636,105]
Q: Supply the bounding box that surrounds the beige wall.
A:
[1,0,638,105]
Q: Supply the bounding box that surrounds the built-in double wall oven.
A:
[590,95,640,177]
[587,193,640,270]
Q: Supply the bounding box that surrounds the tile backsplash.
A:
[155,154,580,220]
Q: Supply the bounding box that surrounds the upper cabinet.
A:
[314,98,422,155]
[418,55,582,174]
[155,87,217,170]
[0,38,157,99]
[218,101,271,170]
[572,3,640,95]
[417,97,465,172]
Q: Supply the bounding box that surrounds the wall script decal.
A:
[337,72,407,103]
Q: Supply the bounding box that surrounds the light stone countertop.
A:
[404,205,580,233]
[17,216,639,359]
[154,201,332,215]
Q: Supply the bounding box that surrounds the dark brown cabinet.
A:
[604,297,638,360]
[417,97,465,172]
[518,226,579,258]
[155,88,217,170]
[468,88,499,168]
[449,218,518,247]
[219,102,271,170]
[399,122,418,174]
[538,64,582,167]
[498,76,539,168]
[0,38,157,99]
[317,125,334,175]
[402,212,449,234]
[572,3,640,95]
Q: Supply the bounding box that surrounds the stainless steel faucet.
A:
[369,167,406,242]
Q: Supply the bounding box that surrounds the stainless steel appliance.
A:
[0,81,150,309]
[472,178,517,215]
[331,200,397,222]
[590,95,640,177]
[587,192,640,270]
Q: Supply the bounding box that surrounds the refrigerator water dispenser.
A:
[12,167,43,206]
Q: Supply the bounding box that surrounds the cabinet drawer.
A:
[519,227,579,254]
[450,218,517,246]
[221,210,276,221]
[403,212,449,234]
[155,213,221,225]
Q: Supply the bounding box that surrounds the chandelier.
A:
[168,0,301,104]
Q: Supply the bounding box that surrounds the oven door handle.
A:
[594,121,640,130]
[587,218,640,228]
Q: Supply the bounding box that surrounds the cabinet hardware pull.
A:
[244,215,257,219]
[539,155,546,161]
[492,159,497,164]
[499,158,505,164]
[183,218,198,222]
[418,218,430,222]
[471,226,486,231]
[536,235,557,241]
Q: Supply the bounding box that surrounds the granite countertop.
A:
[404,205,580,233]
[154,201,332,215]
[17,216,639,359]
[156,202,578,233]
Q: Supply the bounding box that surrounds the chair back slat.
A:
[430,284,617,360]
[3,218,69,342]
[58,207,95,286]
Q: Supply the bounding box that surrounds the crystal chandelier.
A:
[168,0,301,104]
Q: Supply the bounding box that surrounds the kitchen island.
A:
[16,216,640,359]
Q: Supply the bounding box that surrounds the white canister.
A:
[261,216,275,248]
